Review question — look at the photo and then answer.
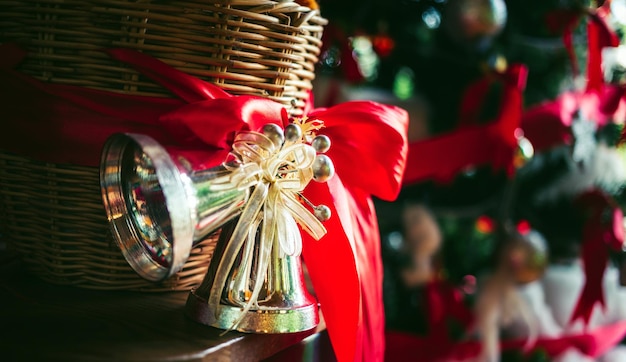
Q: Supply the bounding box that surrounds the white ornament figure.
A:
[473,230,548,362]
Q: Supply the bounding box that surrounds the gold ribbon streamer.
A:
[208,125,328,332]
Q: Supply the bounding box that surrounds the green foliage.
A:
[437,213,497,283]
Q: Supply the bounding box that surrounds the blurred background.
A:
[312,1,626,360]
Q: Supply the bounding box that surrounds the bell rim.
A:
[185,289,320,334]
[99,133,195,282]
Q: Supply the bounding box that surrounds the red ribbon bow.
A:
[0,44,409,362]
[570,189,625,326]
[402,64,528,185]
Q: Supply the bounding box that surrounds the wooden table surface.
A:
[0,253,335,362]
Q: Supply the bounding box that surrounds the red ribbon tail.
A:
[106,48,232,103]
[569,231,609,326]
[569,265,607,328]
[586,12,620,93]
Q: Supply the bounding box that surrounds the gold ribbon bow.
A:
[207,119,332,330]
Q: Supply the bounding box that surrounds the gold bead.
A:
[285,124,303,143]
[314,205,331,221]
[261,123,285,147]
[311,135,331,153]
[312,155,335,182]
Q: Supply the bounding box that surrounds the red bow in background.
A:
[0,43,409,362]
[402,64,528,185]
[570,190,625,326]
[522,9,624,153]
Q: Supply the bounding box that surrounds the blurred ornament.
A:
[505,231,549,285]
[399,204,444,287]
[351,35,380,81]
[422,6,443,29]
[393,67,415,100]
[444,0,508,51]
[320,45,342,69]
[372,35,395,58]
[516,220,532,235]
[462,274,477,294]
[486,53,508,73]
[514,130,535,169]
[476,215,495,234]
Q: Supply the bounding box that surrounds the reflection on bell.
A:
[186,221,319,333]
[100,133,249,282]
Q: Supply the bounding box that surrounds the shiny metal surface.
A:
[100,133,248,282]
[227,236,316,309]
[186,291,319,334]
[186,221,319,333]
[101,130,322,334]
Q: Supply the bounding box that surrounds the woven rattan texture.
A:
[0,0,326,116]
[0,152,217,291]
[0,1,325,290]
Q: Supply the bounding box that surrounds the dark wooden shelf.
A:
[0,256,334,362]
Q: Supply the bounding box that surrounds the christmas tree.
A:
[316,0,626,361]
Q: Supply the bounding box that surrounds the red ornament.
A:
[516,220,532,235]
[476,215,495,234]
[372,34,395,58]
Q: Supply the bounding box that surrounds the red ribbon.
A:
[0,44,409,362]
[402,65,527,185]
[521,10,624,153]
[570,190,625,326]
[385,319,626,361]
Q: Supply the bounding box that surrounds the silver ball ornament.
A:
[314,205,332,222]
[261,123,285,147]
[444,0,507,50]
[284,124,303,143]
[311,135,331,153]
[312,154,335,182]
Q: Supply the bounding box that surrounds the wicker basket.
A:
[0,0,326,115]
[0,0,326,291]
